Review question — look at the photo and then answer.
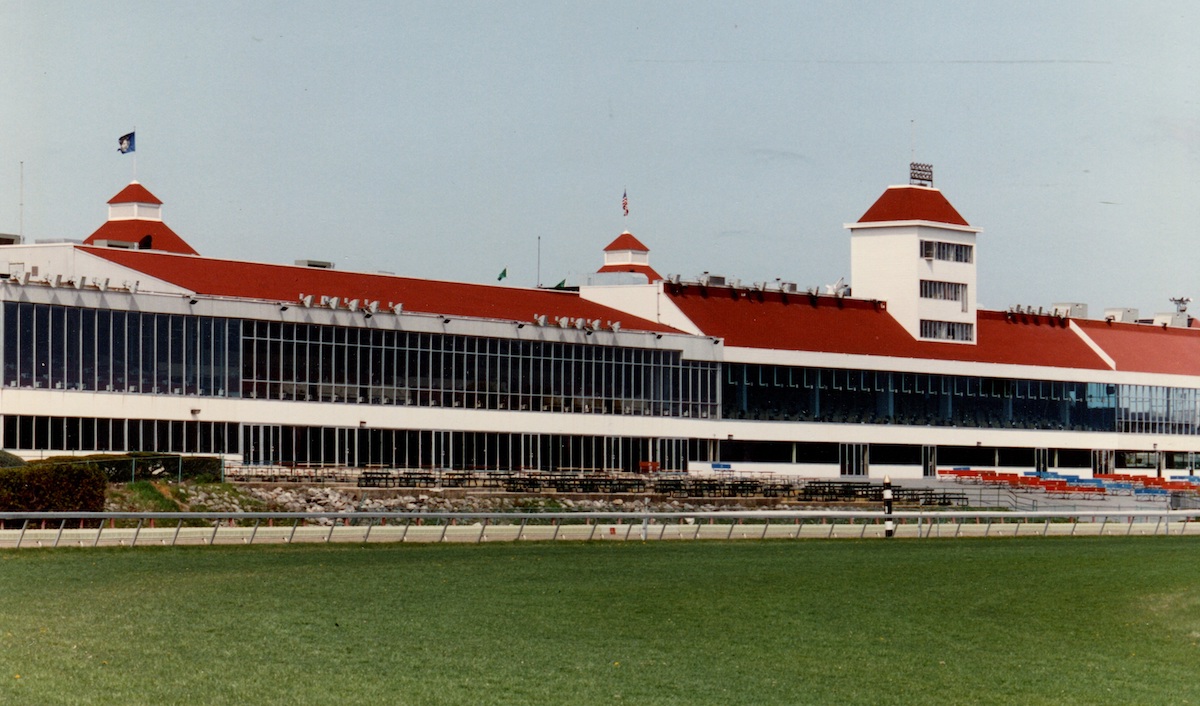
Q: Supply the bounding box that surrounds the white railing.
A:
[1,509,1199,548]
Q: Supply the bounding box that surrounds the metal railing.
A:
[1,509,1199,549]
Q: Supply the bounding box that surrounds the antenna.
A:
[18,161,23,238]
[824,277,847,296]
[1170,296,1192,314]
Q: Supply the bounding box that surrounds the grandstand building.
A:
[0,170,1196,480]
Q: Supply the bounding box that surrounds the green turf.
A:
[0,538,1198,705]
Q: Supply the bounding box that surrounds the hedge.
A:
[0,462,106,513]
[34,454,224,483]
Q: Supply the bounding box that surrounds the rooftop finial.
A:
[909,162,933,187]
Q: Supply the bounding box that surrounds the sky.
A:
[2,1,1198,318]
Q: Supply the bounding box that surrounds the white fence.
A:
[1,509,1199,549]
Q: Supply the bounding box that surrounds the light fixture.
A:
[364,311,373,319]
[655,334,663,340]
[442,317,451,324]
[280,305,289,312]
[188,298,198,305]
[516,322,525,329]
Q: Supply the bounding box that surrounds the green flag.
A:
[497,268,507,281]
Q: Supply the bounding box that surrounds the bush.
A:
[0,449,27,468]
[0,461,106,514]
[179,456,223,483]
[34,453,225,483]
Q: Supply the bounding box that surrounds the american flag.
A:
[622,190,628,217]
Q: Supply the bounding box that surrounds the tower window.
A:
[920,320,974,342]
[920,280,969,312]
[919,240,973,263]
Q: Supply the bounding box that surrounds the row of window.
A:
[2,415,239,455]
[242,424,703,472]
[1,303,720,419]
[1117,385,1200,436]
[240,320,720,418]
[723,363,1200,435]
[919,280,968,312]
[7,414,1191,476]
[5,303,1200,436]
[920,239,973,263]
[919,320,975,341]
[2,303,240,395]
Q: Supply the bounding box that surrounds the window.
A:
[919,280,969,312]
[919,240,973,263]
[919,320,975,342]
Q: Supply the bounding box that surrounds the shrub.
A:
[34,453,224,483]
[0,449,27,468]
[179,456,223,483]
[0,461,107,514]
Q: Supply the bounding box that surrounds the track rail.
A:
[1,509,1198,548]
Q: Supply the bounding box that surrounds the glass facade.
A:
[239,320,719,418]
[2,301,1199,468]
[2,415,238,454]
[240,425,705,472]
[2,303,720,419]
[3,302,239,395]
[723,363,1200,436]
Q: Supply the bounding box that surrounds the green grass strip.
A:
[0,538,1197,705]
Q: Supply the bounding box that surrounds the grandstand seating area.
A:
[938,468,1200,501]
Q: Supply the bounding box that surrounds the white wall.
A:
[579,282,705,335]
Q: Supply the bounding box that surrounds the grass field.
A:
[1,537,1198,705]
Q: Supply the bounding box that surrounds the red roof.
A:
[665,286,1111,370]
[603,232,650,252]
[856,185,970,227]
[81,247,676,333]
[1074,319,1200,376]
[597,263,663,282]
[108,182,163,205]
[83,220,200,256]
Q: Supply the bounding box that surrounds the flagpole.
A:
[18,161,23,239]
[537,235,541,288]
[133,125,138,181]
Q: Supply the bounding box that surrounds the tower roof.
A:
[83,181,198,255]
[598,231,661,282]
[856,185,970,227]
[107,181,163,205]
[603,231,650,252]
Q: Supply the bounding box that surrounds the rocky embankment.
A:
[244,486,788,515]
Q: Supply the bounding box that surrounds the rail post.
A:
[883,475,895,538]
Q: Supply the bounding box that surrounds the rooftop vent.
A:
[295,259,334,269]
[93,239,138,250]
[1152,312,1189,328]
[1103,307,1139,323]
[1052,302,1087,319]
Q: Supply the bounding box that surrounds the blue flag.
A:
[118,132,135,154]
